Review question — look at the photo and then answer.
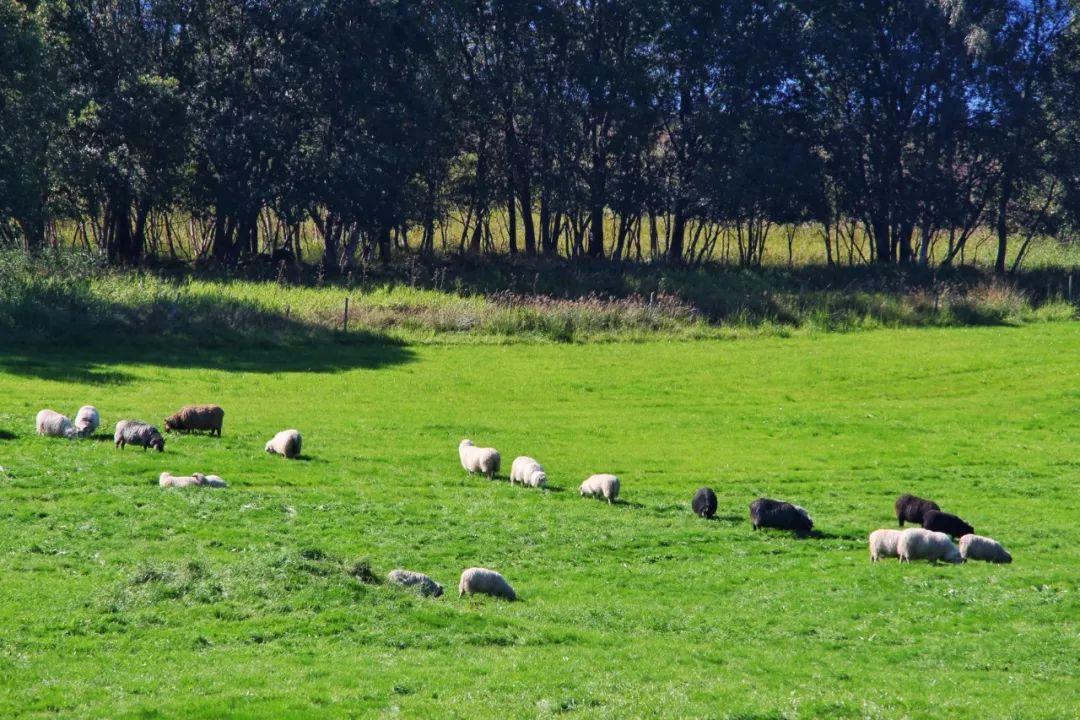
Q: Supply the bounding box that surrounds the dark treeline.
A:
[1,0,1078,272]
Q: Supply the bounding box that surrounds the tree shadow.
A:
[0,292,415,383]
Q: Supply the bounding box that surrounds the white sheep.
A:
[459,439,500,479]
[159,472,226,489]
[868,528,904,562]
[959,534,1012,563]
[510,456,547,488]
[897,528,963,564]
[579,473,620,504]
[159,471,206,488]
[36,409,76,439]
[265,429,302,459]
[74,406,100,438]
[387,569,444,597]
[458,567,516,601]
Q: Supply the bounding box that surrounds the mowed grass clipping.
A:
[0,324,1077,719]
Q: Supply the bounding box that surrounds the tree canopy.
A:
[1,0,1076,269]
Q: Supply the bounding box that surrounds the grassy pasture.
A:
[0,324,1077,718]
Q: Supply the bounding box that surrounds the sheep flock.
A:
[26,404,1016,607]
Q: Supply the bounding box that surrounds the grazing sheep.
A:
[692,487,718,518]
[265,429,302,459]
[959,534,1012,564]
[203,474,228,488]
[580,473,620,504]
[74,406,100,438]
[387,569,444,597]
[458,567,516,601]
[163,404,224,436]
[36,409,76,439]
[114,420,165,452]
[510,456,547,488]
[868,528,904,562]
[749,498,813,534]
[458,439,500,479]
[894,494,941,526]
[922,509,974,539]
[897,528,963,563]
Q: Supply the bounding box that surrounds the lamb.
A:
[748,497,813,534]
[163,404,224,436]
[159,472,226,489]
[868,528,904,562]
[458,567,516,601]
[922,509,974,539]
[959,534,1012,564]
[73,406,100,438]
[387,569,444,597]
[458,439,500,479]
[265,429,302,459]
[579,473,620,504]
[114,420,165,452]
[897,527,963,563]
[36,409,76,439]
[692,487,718,518]
[894,493,941,526]
[510,456,547,488]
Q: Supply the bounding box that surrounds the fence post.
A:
[1069,274,1073,302]
[342,296,349,333]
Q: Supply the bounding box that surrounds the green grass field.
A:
[0,324,1077,718]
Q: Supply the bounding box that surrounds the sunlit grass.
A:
[0,324,1076,717]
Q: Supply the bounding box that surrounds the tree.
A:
[0,0,56,249]
[803,0,1004,264]
[46,0,188,263]
[984,0,1075,272]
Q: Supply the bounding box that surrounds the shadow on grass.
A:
[0,290,415,383]
[701,513,746,525]
[808,529,865,541]
[0,429,17,440]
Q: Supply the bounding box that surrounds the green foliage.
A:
[2,0,1077,268]
[0,250,1076,345]
[0,324,1076,716]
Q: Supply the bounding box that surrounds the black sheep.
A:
[692,487,718,518]
[749,497,813,534]
[894,494,941,526]
[922,509,974,538]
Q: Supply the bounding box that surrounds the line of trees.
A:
[1,0,1078,271]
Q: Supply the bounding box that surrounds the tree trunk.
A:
[995,168,1012,274]
[587,202,604,258]
[468,207,484,254]
[587,161,605,258]
[668,208,686,263]
[507,191,518,256]
[519,179,536,256]
[540,192,554,256]
[377,224,392,264]
[871,218,892,263]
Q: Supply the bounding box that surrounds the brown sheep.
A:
[163,405,224,436]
